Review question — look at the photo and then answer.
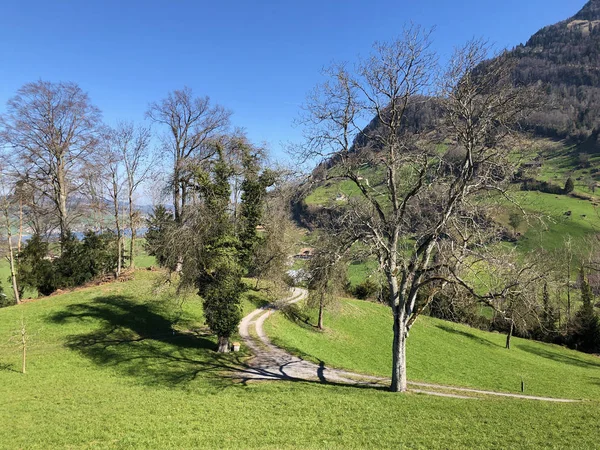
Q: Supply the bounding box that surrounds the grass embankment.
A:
[266,297,600,401]
[1,273,599,449]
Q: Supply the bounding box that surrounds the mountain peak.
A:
[573,0,600,21]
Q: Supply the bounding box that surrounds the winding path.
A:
[237,288,580,402]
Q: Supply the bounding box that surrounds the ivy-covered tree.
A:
[238,147,276,273]
[194,147,244,352]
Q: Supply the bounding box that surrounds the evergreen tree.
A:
[570,267,600,353]
[238,148,275,273]
[564,177,575,194]
[16,234,55,296]
[144,205,176,270]
[195,147,244,352]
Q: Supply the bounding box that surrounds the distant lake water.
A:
[18,228,148,243]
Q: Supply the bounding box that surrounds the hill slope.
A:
[512,0,600,142]
[1,273,600,448]
[266,296,600,400]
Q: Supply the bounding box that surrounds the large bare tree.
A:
[0,81,102,247]
[146,87,231,222]
[298,31,537,392]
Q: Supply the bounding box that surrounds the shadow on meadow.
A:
[435,324,500,348]
[517,343,600,369]
[49,295,245,388]
[48,295,384,391]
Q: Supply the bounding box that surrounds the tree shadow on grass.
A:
[0,362,19,373]
[280,303,318,330]
[48,295,385,392]
[516,342,600,369]
[435,324,501,348]
[49,295,245,388]
[245,292,270,310]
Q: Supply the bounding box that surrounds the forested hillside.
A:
[513,0,600,142]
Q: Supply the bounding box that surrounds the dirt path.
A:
[238,288,580,402]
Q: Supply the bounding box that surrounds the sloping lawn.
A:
[266,297,600,401]
[0,273,599,449]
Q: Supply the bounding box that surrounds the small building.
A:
[294,247,315,260]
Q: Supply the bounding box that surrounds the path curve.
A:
[238,288,580,402]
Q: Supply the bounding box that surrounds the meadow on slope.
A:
[0,272,599,449]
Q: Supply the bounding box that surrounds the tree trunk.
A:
[318,299,324,330]
[505,320,514,349]
[6,229,20,304]
[128,193,136,270]
[173,169,181,223]
[17,199,23,253]
[112,191,122,278]
[391,306,408,392]
[566,258,571,320]
[57,163,69,246]
[217,336,230,353]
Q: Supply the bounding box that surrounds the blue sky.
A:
[0,0,588,161]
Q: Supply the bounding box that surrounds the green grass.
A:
[504,190,600,254]
[347,258,379,286]
[266,297,600,401]
[1,273,600,448]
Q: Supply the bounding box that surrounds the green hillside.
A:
[298,140,600,286]
[1,273,600,448]
[266,297,600,400]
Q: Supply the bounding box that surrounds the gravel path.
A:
[237,288,580,402]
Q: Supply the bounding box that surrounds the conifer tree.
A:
[570,266,600,352]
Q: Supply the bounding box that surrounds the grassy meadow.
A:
[266,297,600,400]
[0,271,599,448]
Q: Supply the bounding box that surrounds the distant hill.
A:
[512,0,600,144]
[351,1,600,150]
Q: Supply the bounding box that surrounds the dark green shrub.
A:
[145,205,177,270]
[17,234,57,296]
[564,177,575,194]
[54,231,118,288]
[17,231,118,296]
[353,279,378,299]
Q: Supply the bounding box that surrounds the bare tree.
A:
[0,81,102,247]
[91,132,125,277]
[306,240,348,330]
[0,166,21,303]
[297,32,538,392]
[109,122,152,270]
[16,176,56,239]
[146,87,231,222]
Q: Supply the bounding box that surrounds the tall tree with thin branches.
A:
[111,122,152,270]
[146,87,230,223]
[0,81,102,248]
[298,32,538,392]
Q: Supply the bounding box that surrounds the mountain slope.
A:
[513,0,600,143]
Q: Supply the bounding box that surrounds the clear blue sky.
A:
[0,0,588,161]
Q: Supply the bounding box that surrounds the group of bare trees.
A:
[297,29,542,392]
[0,80,174,301]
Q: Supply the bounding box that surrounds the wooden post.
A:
[21,317,27,374]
